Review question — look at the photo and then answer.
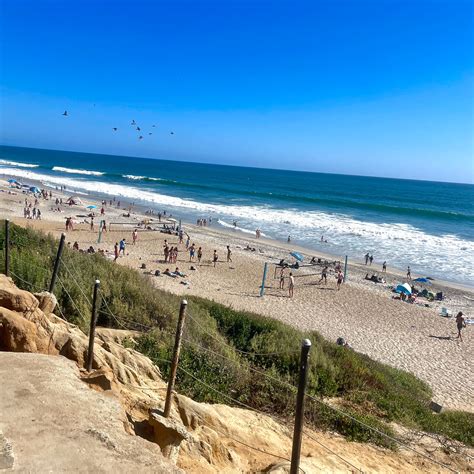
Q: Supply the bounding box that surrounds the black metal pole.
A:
[290,338,312,474]
[86,280,101,372]
[5,220,10,277]
[164,299,188,417]
[49,232,66,293]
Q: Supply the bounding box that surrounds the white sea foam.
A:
[123,174,146,180]
[1,167,473,284]
[0,159,39,168]
[218,219,266,236]
[52,166,104,176]
[123,174,161,181]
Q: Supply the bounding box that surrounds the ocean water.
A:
[1,145,473,286]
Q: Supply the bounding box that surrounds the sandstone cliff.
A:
[0,275,470,473]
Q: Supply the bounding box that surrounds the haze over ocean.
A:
[1,145,473,286]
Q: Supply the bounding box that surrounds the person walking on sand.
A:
[287,235,291,243]
[407,266,411,280]
[382,261,387,272]
[114,242,119,262]
[226,245,232,263]
[369,255,373,265]
[365,253,369,265]
[213,250,218,267]
[132,229,138,245]
[197,246,203,264]
[336,271,344,290]
[189,243,196,262]
[90,217,94,231]
[288,272,294,298]
[456,312,466,342]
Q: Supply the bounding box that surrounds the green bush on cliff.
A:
[1,221,472,448]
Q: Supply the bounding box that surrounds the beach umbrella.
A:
[395,283,412,295]
[413,277,431,284]
[7,179,19,184]
[29,186,41,194]
[290,251,304,262]
[86,205,97,209]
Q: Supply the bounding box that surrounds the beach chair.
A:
[439,307,451,317]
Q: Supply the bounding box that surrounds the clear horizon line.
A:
[1,142,473,186]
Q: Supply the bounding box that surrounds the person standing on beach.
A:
[407,266,411,280]
[279,267,286,289]
[119,239,126,255]
[287,235,291,243]
[365,253,369,265]
[213,250,218,267]
[197,247,202,264]
[319,266,328,285]
[114,242,119,262]
[90,217,94,231]
[226,245,232,263]
[336,271,344,290]
[456,312,466,342]
[382,261,387,272]
[189,243,196,262]
[288,272,294,298]
[369,255,373,265]
[164,245,169,263]
[132,229,138,245]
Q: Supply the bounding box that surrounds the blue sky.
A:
[0,0,472,183]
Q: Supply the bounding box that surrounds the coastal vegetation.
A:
[1,221,472,448]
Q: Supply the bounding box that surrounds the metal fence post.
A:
[5,220,10,276]
[86,280,101,372]
[164,300,188,417]
[49,233,66,293]
[259,262,268,297]
[290,339,312,474]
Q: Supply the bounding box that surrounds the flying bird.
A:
[148,132,152,135]
[138,135,143,140]
[170,131,174,135]
[152,124,156,128]
[131,120,136,125]
[113,128,118,131]
[62,110,68,116]
[136,127,141,131]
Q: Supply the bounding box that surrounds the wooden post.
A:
[164,300,188,417]
[343,255,348,282]
[4,220,10,276]
[259,262,268,297]
[49,233,66,293]
[290,339,312,474]
[86,280,101,372]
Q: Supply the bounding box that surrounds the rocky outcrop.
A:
[0,274,471,473]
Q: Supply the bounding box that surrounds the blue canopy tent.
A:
[29,186,41,194]
[413,277,431,284]
[395,283,412,295]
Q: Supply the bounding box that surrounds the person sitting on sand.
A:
[73,241,79,251]
[456,312,466,342]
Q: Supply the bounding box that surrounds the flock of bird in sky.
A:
[62,110,174,140]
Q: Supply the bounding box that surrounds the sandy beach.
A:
[1,182,473,413]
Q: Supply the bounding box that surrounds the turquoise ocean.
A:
[1,145,473,286]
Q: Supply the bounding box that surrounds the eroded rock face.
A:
[0,274,161,387]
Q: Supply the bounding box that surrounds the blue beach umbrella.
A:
[29,186,41,194]
[413,277,431,284]
[290,251,304,262]
[395,283,412,295]
[86,205,97,209]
